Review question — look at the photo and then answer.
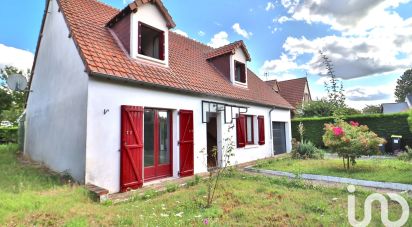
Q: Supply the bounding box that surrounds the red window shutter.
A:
[120,105,144,192]
[236,115,246,148]
[179,110,194,177]
[159,31,165,60]
[258,116,265,145]
[138,22,142,54]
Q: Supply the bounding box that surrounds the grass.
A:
[1,144,411,226]
[256,156,412,184]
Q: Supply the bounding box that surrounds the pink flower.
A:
[203,219,209,225]
[350,121,359,127]
[332,127,344,136]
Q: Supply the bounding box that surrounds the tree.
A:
[362,105,381,114]
[319,50,346,114]
[296,99,334,117]
[0,66,29,124]
[395,69,412,102]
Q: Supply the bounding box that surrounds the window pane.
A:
[158,111,170,165]
[235,65,241,82]
[247,116,253,143]
[144,110,155,167]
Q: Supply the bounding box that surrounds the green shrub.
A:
[408,110,412,133]
[166,183,178,193]
[292,112,412,153]
[0,127,18,143]
[323,120,386,169]
[291,139,325,160]
[398,146,412,161]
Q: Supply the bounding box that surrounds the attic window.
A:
[138,22,165,60]
[235,61,246,83]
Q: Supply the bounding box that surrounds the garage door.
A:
[272,122,286,154]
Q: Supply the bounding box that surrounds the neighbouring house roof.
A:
[266,77,309,108]
[31,0,292,109]
[206,41,251,61]
[107,0,176,29]
[381,102,409,114]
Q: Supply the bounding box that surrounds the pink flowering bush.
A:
[323,120,386,169]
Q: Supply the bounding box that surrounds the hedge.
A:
[292,112,412,153]
[0,127,18,144]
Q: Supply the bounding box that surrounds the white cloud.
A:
[198,31,206,37]
[277,16,293,24]
[265,2,275,11]
[345,83,396,109]
[232,23,253,39]
[268,73,297,81]
[260,53,298,74]
[0,44,34,71]
[208,31,230,48]
[173,29,188,37]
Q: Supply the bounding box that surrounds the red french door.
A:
[179,110,194,177]
[143,109,173,181]
[120,106,144,192]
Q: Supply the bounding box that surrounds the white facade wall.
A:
[86,78,291,192]
[25,0,88,182]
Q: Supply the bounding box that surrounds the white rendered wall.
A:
[130,4,169,66]
[86,78,291,192]
[25,0,88,182]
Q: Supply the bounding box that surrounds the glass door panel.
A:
[158,111,170,165]
[144,110,155,167]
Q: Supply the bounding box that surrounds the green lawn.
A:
[256,156,412,184]
[1,144,411,226]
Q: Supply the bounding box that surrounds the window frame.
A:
[138,22,165,61]
[234,60,246,83]
[244,115,254,145]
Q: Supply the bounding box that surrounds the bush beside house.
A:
[0,127,18,144]
[292,112,412,153]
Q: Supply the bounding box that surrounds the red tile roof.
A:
[267,77,309,108]
[206,41,251,61]
[51,0,292,109]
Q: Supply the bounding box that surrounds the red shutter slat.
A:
[258,116,265,145]
[236,115,246,148]
[159,31,165,60]
[138,22,142,54]
[179,110,194,177]
[120,105,144,192]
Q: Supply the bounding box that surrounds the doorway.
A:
[207,115,218,169]
[143,109,173,181]
[272,122,286,154]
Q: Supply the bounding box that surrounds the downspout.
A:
[269,107,276,156]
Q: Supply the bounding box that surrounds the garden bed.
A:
[1,144,411,226]
[255,157,412,184]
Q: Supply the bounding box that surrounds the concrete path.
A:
[244,167,412,192]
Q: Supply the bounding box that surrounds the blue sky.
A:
[1,0,411,109]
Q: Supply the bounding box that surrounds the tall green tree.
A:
[0,66,29,125]
[395,69,412,102]
[362,105,381,114]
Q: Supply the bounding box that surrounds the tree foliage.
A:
[0,66,29,124]
[362,105,381,114]
[395,69,412,102]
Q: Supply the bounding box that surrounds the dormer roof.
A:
[106,0,176,29]
[206,41,251,61]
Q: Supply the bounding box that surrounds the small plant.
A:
[291,139,325,160]
[166,183,179,193]
[141,189,158,200]
[323,120,386,170]
[298,122,305,143]
[398,146,412,161]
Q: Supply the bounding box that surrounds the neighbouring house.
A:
[266,77,311,114]
[25,0,293,193]
[381,94,412,114]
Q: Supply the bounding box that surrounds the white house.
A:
[25,0,293,193]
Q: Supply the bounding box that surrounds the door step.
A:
[86,184,109,203]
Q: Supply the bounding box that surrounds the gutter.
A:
[269,107,276,156]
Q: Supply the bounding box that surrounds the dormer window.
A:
[138,22,165,61]
[235,61,246,83]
